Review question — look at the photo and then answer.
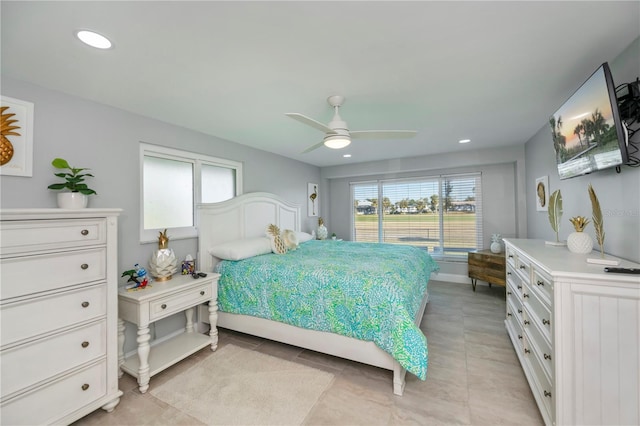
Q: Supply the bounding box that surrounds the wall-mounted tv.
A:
[550,62,629,180]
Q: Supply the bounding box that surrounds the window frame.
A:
[139,143,242,243]
[350,172,482,261]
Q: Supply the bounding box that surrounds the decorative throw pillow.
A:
[282,229,299,251]
[266,224,287,254]
[295,231,314,243]
[209,237,272,260]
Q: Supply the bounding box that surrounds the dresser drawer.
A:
[0,360,106,426]
[149,282,212,321]
[523,284,552,342]
[524,308,553,382]
[531,266,553,306]
[1,284,106,347]
[524,345,554,423]
[1,249,106,300]
[0,218,106,256]
[1,321,106,397]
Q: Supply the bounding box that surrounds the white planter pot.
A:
[57,192,88,209]
[567,232,593,254]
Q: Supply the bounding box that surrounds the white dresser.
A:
[0,209,123,425]
[504,238,640,426]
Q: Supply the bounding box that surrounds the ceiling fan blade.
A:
[301,141,325,154]
[285,113,335,134]
[350,130,417,139]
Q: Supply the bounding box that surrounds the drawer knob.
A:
[536,280,544,286]
[524,320,530,325]
[81,341,90,348]
[523,293,530,298]
[200,290,205,296]
[544,390,552,398]
[81,263,89,270]
[507,272,512,276]
[519,265,526,270]
[542,318,550,325]
[82,384,90,391]
[517,334,523,340]
[161,304,167,309]
[507,312,512,317]
[517,285,522,290]
[508,255,514,258]
[544,353,552,360]
[81,301,90,308]
[507,291,512,295]
[524,348,531,354]
[81,229,89,236]
[517,309,522,314]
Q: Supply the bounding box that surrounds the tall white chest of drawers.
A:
[0,209,123,425]
[504,238,640,426]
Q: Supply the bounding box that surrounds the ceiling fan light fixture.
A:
[76,30,112,49]
[324,135,351,149]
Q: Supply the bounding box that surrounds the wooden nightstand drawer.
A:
[468,249,506,290]
[1,249,106,300]
[1,284,106,347]
[0,219,106,256]
[1,320,106,397]
[149,282,212,321]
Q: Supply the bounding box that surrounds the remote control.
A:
[604,267,640,274]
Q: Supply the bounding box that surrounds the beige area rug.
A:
[150,344,335,425]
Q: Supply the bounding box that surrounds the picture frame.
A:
[535,176,549,212]
[307,182,319,217]
[1,96,34,177]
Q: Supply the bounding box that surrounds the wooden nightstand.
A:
[117,273,219,393]
[468,249,506,291]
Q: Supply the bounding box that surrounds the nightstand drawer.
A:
[1,284,106,347]
[149,283,212,321]
[0,219,106,256]
[1,249,106,299]
[1,321,106,397]
[0,360,107,426]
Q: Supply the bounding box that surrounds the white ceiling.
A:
[2,1,639,167]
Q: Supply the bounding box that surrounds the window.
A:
[140,143,242,242]
[351,173,482,260]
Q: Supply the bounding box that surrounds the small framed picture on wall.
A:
[308,183,319,217]
[535,176,549,212]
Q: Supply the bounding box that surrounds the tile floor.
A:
[74,280,544,425]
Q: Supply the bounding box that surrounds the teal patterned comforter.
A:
[215,240,439,379]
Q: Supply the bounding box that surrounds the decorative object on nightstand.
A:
[567,216,593,254]
[316,217,328,240]
[181,254,195,275]
[47,158,97,209]
[149,229,177,281]
[545,189,566,246]
[490,233,503,253]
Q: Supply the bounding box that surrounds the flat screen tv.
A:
[550,62,629,180]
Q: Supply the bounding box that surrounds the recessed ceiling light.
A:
[459,139,471,144]
[76,30,112,49]
[343,154,352,158]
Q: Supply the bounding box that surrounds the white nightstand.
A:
[117,273,219,393]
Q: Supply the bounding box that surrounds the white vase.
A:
[316,224,328,240]
[149,248,178,281]
[57,192,88,209]
[490,241,502,253]
[567,232,593,254]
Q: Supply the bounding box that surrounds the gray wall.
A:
[0,77,320,350]
[525,37,640,263]
[321,145,527,280]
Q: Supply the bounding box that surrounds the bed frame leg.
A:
[392,363,407,396]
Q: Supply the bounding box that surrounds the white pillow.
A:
[295,231,314,243]
[209,237,272,261]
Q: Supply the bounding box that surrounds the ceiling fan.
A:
[286,95,417,153]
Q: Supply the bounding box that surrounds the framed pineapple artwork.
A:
[308,182,319,217]
[1,96,34,177]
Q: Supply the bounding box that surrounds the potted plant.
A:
[47,158,97,209]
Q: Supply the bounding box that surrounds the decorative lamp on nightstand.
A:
[149,229,178,281]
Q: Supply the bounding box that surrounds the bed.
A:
[196,192,438,395]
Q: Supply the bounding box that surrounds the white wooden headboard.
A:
[196,192,301,272]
